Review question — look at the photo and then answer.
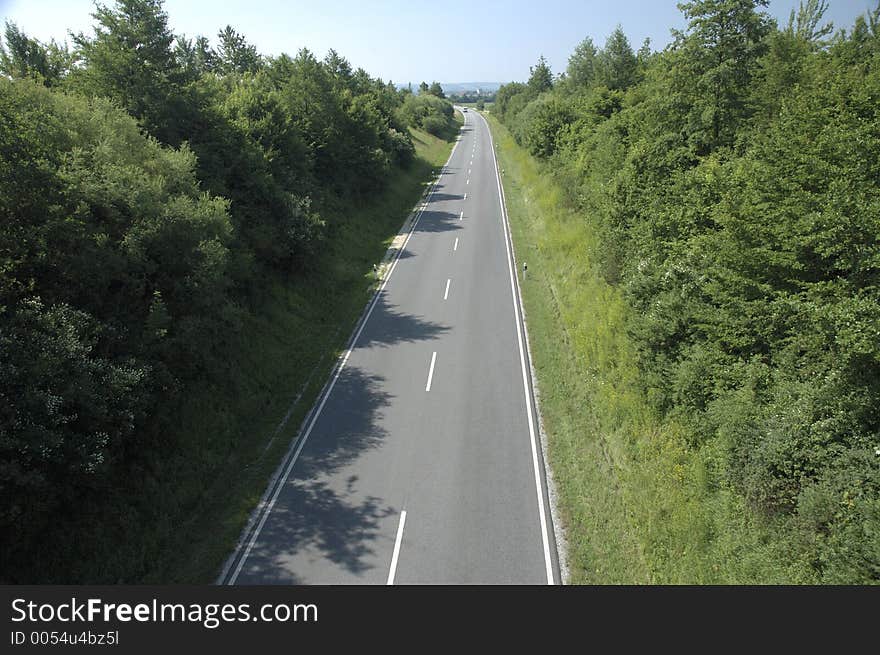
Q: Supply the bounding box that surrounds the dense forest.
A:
[496,0,880,582]
[0,0,456,582]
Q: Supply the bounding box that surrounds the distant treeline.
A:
[447,91,497,104]
[496,0,880,583]
[0,0,455,581]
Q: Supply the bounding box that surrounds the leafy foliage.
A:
[0,0,443,582]
[496,0,880,582]
[397,92,456,137]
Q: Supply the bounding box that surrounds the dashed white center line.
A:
[464,193,467,200]
[453,237,458,251]
[444,278,451,300]
[459,210,463,221]
[468,168,471,175]
[425,352,437,392]
[466,179,469,185]
[386,510,407,585]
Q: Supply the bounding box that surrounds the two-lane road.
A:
[220,109,559,585]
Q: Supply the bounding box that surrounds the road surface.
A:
[220,108,559,585]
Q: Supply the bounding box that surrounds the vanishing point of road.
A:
[220,109,560,585]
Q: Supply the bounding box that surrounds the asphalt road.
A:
[220,109,559,585]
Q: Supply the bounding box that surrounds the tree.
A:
[324,49,353,83]
[788,0,833,44]
[428,81,445,97]
[750,0,831,126]
[397,92,455,136]
[175,34,217,77]
[419,80,429,95]
[638,38,653,63]
[671,0,773,151]
[0,298,150,539]
[494,81,527,120]
[70,0,189,144]
[0,22,72,85]
[217,25,260,75]
[596,26,639,90]
[528,55,553,94]
[516,94,574,157]
[567,37,598,89]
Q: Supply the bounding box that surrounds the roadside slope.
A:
[28,127,459,584]
[161,127,460,583]
[487,113,823,584]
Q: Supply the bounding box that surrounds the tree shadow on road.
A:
[413,209,463,234]
[354,294,450,349]
[429,192,465,202]
[237,366,397,583]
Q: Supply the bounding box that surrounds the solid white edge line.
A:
[222,127,462,585]
[482,111,555,585]
[425,351,437,392]
[386,510,407,585]
[444,278,451,300]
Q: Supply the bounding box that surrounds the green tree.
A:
[324,48,353,83]
[596,26,639,90]
[0,22,72,85]
[175,34,216,76]
[528,55,553,94]
[566,37,598,89]
[494,81,527,120]
[515,94,574,157]
[397,91,455,137]
[788,0,833,43]
[671,0,773,152]
[0,298,150,543]
[69,0,190,145]
[217,25,260,75]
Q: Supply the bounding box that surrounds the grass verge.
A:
[487,114,810,584]
[488,115,650,583]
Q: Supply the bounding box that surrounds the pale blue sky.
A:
[0,0,875,83]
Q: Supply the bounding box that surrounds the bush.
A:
[422,113,448,137]
[396,92,455,135]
